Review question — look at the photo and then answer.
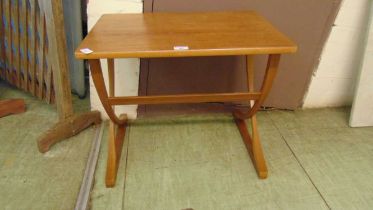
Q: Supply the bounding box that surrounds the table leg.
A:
[235,117,267,178]
[233,54,281,179]
[89,59,127,187]
[234,54,281,119]
[89,59,126,125]
[106,114,127,187]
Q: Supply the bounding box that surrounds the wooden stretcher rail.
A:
[108,92,261,105]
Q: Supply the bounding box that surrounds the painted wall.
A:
[303,0,372,108]
[87,0,142,119]
[350,2,373,127]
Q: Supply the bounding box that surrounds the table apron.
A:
[108,92,261,105]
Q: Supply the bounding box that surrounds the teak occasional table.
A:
[75,11,297,187]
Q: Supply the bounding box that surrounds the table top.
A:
[75,11,297,59]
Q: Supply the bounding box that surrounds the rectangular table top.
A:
[75,11,297,59]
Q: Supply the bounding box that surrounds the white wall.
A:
[350,2,373,127]
[87,0,142,119]
[303,0,372,108]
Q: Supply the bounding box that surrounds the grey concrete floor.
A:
[91,108,373,210]
[0,82,96,210]
[1,82,373,210]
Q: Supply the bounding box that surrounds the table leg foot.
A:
[106,114,127,188]
[37,111,102,153]
[234,115,268,179]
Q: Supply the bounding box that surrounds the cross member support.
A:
[89,54,281,187]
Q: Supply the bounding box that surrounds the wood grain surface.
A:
[0,99,26,118]
[75,11,297,59]
[108,92,261,105]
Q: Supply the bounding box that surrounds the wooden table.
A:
[75,11,297,187]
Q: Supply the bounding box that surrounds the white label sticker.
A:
[173,46,189,50]
[80,48,93,54]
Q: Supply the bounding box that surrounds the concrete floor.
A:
[92,108,373,210]
[1,82,373,210]
[0,82,96,210]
